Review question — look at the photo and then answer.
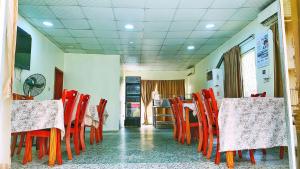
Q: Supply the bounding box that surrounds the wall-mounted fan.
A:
[23,74,46,97]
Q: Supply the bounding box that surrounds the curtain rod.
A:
[216,34,255,68]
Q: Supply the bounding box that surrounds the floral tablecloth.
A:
[11,100,65,138]
[182,103,197,120]
[85,105,109,127]
[218,97,288,152]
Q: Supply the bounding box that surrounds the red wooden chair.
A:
[11,94,33,157]
[175,98,201,146]
[22,90,78,165]
[72,94,90,154]
[169,98,180,141]
[96,99,107,142]
[192,92,208,155]
[202,88,255,164]
[250,92,284,160]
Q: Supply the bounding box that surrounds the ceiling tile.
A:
[179,0,214,8]
[230,8,259,20]
[43,28,71,36]
[169,21,198,31]
[112,0,146,8]
[75,37,99,44]
[52,36,76,43]
[89,20,117,31]
[189,31,216,38]
[114,8,144,21]
[211,30,237,38]
[145,0,180,9]
[98,38,120,45]
[184,38,208,46]
[19,0,46,5]
[220,21,249,31]
[202,9,237,21]
[50,6,84,19]
[206,38,229,46]
[94,30,119,38]
[143,39,164,45]
[77,0,111,7]
[142,45,161,51]
[211,0,245,8]
[82,7,114,20]
[145,9,175,21]
[29,18,64,28]
[65,49,86,53]
[61,19,90,29]
[143,32,167,39]
[174,9,206,21]
[242,0,274,10]
[80,43,103,50]
[119,32,143,39]
[45,0,78,5]
[19,5,56,18]
[164,38,186,45]
[69,29,94,37]
[144,22,171,31]
[166,32,190,39]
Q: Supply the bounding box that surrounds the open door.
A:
[54,67,63,99]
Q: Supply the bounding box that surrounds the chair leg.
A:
[22,133,32,164]
[99,125,103,141]
[262,149,267,156]
[74,128,80,155]
[206,125,213,159]
[197,126,203,153]
[38,138,45,159]
[11,134,18,157]
[90,127,95,145]
[80,126,86,151]
[238,150,243,159]
[280,146,284,159]
[65,133,72,160]
[249,149,256,164]
[17,133,26,155]
[181,124,186,144]
[214,136,221,165]
[95,127,100,143]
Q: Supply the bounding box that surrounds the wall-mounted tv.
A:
[15,27,32,70]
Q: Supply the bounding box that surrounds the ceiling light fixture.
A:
[206,23,215,29]
[43,21,53,27]
[124,24,134,30]
[187,45,195,50]
[129,41,134,44]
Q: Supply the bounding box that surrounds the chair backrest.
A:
[74,94,90,126]
[202,88,219,125]
[251,92,266,97]
[169,98,179,124]
[97,98,107,123]
[192,92,207,125]
[62,89,78,125]
[13,93,33,100]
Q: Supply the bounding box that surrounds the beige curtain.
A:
[0,0,18,168]
[141,80,156,125]
[156,80,185,98]
[271,23,284,97]
[223,46,243,98]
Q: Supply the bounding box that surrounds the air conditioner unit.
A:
[187,67,195,76]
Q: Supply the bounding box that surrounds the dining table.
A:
[218,97,288,168]
[11,99,65,166]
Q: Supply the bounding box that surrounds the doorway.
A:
[54,67,63,99]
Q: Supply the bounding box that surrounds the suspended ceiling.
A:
[18,0,275,71]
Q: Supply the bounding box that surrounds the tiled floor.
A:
[12,126,289,169]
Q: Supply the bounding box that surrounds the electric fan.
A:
[23,73,46,97]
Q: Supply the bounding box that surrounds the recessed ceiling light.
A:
[206,23,215,29]
[129,41,134,44]
[124,24,134,30]
[187,45,195,50]
[43,21,53,27]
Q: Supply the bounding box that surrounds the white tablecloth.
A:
[182,103,197,120]
[85,105,109,127]
[218,97,288,152]
[11,100,65,138]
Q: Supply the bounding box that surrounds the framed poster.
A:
[256,33,269,68]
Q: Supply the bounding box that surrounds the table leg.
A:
[226,151,234,168]
[56,129,62,165]
[48,128,57,166]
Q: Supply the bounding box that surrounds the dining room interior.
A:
[0,0,299,168]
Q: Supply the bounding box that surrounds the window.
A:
[241,49,258,97]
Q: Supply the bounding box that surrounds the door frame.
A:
[53,67,63,99]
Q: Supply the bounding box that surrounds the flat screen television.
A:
[15,27,32,70]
